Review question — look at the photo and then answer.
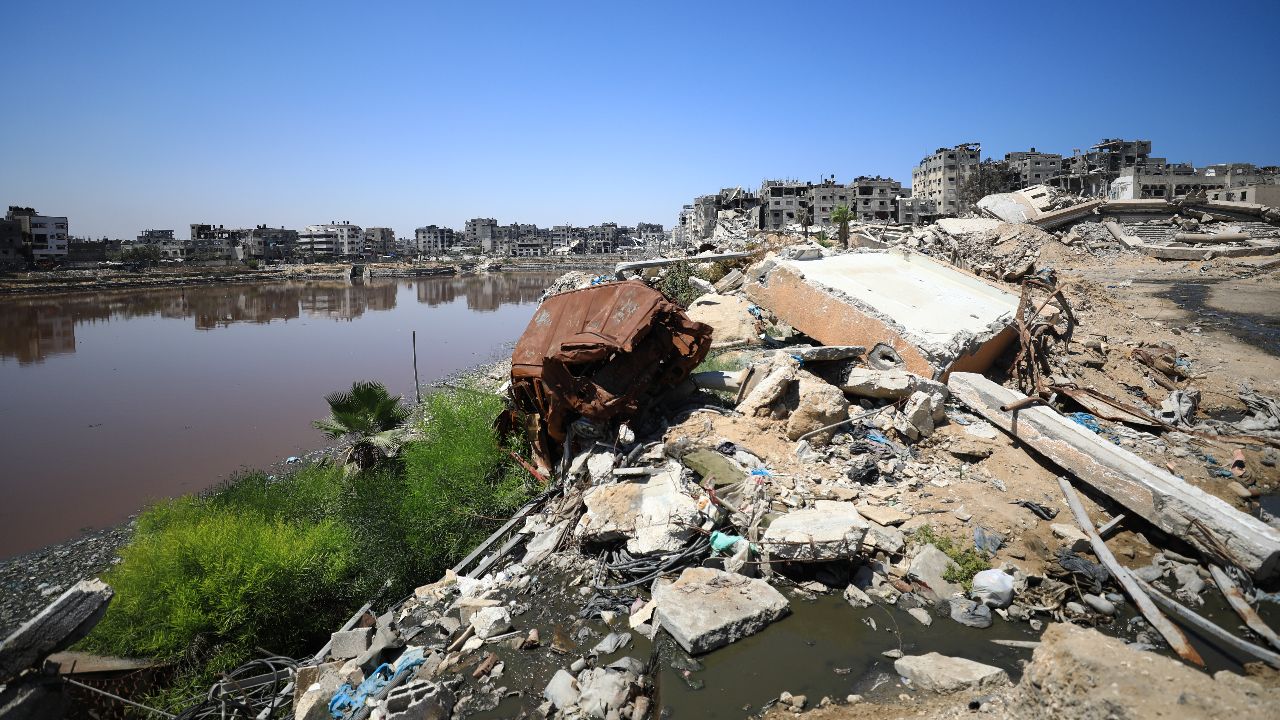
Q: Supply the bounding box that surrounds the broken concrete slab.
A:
[744,250,1020,379]
[0,579,113,683]
[652,568,789,654]
[791,345,865,363]
[976,186,1101,229]
[576,463,700,555]
[908,545,964,601]
[862,520,906,555]
[857,504,911,527]
[785,373,850,443]
[763,501,870,561]
[948,372,1280,580]
[685,295,760,348]
[1050,523,1091,553]
[936,218,1001,236]
[383,678,454,720]
[1137,241,1280,261]
[896,390,938,440]
[469,607,512,640]
[713,268,744,293]
[329,627,374,661]
[894,653,1009,693]
[677,448,748,487]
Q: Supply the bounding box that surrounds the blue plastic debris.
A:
[328,650,427,719]
[866,430,890,445]
[1068,412,1103,433]
[749,467,773,477]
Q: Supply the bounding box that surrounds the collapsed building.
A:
[9,183,1280,720]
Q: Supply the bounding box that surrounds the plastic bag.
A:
[970,569,1014,608]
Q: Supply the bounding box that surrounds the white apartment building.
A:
[6,207,70,260]
[911,143,981,215]
[300,222,363,257]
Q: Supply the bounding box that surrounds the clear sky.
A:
[3,1,1278,240]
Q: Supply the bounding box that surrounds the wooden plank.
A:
[949,373,1280,580]
[1058,477,1204,666]
[1209,564,1280,652]
[0,579,113,683]
[1135,575,1280,669]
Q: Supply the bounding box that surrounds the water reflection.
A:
[0,273,557,365]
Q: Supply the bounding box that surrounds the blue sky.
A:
[3,1,1278,239]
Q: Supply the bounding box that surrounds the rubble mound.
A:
[1007,623,1280,720]
[928,221,1058,281]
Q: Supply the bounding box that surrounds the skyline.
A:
[3,1,1279,239]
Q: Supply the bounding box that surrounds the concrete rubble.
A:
[651,567,789,654]
[284,190,1280,719]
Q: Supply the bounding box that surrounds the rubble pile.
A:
[282,192,1280,719]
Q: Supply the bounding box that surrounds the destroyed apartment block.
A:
[743,249,1021,379]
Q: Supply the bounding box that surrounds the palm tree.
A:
[831,204,853,247]
[313,381,412,473]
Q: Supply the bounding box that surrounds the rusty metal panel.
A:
[509,280,712,470]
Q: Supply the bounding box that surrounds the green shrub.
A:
[400,390,533,579]
[86,501,359,660]
[80,388,535,710]
[913,525,991,590]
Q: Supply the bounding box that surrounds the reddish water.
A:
[0,273,557,558]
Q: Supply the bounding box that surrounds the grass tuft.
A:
[913,524,991,591]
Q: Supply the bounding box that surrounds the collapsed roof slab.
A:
[743,249,1021,379]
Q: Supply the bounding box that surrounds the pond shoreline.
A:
[0,353,514,637]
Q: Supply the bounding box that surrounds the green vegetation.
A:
[400,391,533,576]
[656,261,706,307]
[656,260,743,307]
[693,350,744,375]
[913,525,992,590]
[122,244,163,266]
[313,380,412,473]
[81,386,534,712]
[830,204,853,247]
[957,160,1023,211]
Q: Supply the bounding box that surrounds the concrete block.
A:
[329,627,373,661]
[652,568,789,654]
[894,653,1008,693]
[744,251,1019,379]
[763,502,869,561]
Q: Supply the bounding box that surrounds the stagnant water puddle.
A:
[1145,280,1280,356]
[654,593,1034,717]
[452,559,1280,719]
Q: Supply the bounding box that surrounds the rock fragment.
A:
[894,653,1009,693]
[652,568,789,654]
